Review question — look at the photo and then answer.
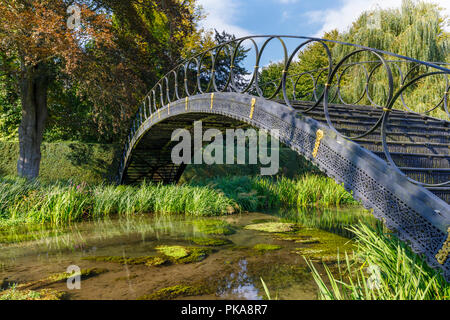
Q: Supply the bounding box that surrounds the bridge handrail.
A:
[119,35,450,187]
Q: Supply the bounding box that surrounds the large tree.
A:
[0,0,203,178]
[0,0,114,178]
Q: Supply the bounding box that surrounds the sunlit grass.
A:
[0,177,237,227]
[191,175,359,211]
[306,224,450,300]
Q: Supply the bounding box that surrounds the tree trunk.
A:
[17,64,48,179]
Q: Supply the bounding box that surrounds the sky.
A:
[196,0,449,67]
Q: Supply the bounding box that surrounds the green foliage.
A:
[0,78,20,141]
[307,224,450,300]
[44,81,100,142]
[0,141,119,183]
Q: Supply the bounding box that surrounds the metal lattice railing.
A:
[119,35,450,187]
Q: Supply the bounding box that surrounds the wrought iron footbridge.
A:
[116,35,450,280]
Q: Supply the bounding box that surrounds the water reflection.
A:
[0,207,365,300]
[219,259,262,300]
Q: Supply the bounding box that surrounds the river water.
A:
[0,207,365,300]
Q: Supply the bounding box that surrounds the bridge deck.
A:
[288,100,450,203]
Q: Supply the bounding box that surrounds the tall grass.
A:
[306,224,450,300]
[192,175,358,211]
[0,177,237,227]
[0,174,359,228]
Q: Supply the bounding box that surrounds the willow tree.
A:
[259,0,449,117]
[335,0,449,116]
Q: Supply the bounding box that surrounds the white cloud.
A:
[306,0,404,37]
[197,0,252,38]
[281,10,290,21]
[278,0,300,3]
[307,0,450,37]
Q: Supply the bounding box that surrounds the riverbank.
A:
[0,174,359,228]
[307,224,450,300]
[1,175,448,300]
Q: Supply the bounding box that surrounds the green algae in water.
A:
[155,245,213,264]
[251,219,277,224]
[15,268,108,291]
[82,246,212,266]
[295,238,320,244]
[46,267,108,282]
[275,233,320,244]
[0,287,67,300]
[244,222,297,233]
[253,244,282,253]
[173,247,213,264]
[82,256,167,267]
[156,245,190,259]
[138,284,211,300]
[192,220,235,235]
[188,237,232,246]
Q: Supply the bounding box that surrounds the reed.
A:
[306,224,450,300]
[0,177,237,227]
[192,175,359,211]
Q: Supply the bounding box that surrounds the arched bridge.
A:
[117,36,450,280]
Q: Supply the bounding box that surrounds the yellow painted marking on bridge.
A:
[185,97,189,111]
[312,129,324,158]
[210,93,214,110]
[158,108,161,119]
[383,108,390,112]
[249,98,256,119]
[168,103,170,115]
[436,227,450,265]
